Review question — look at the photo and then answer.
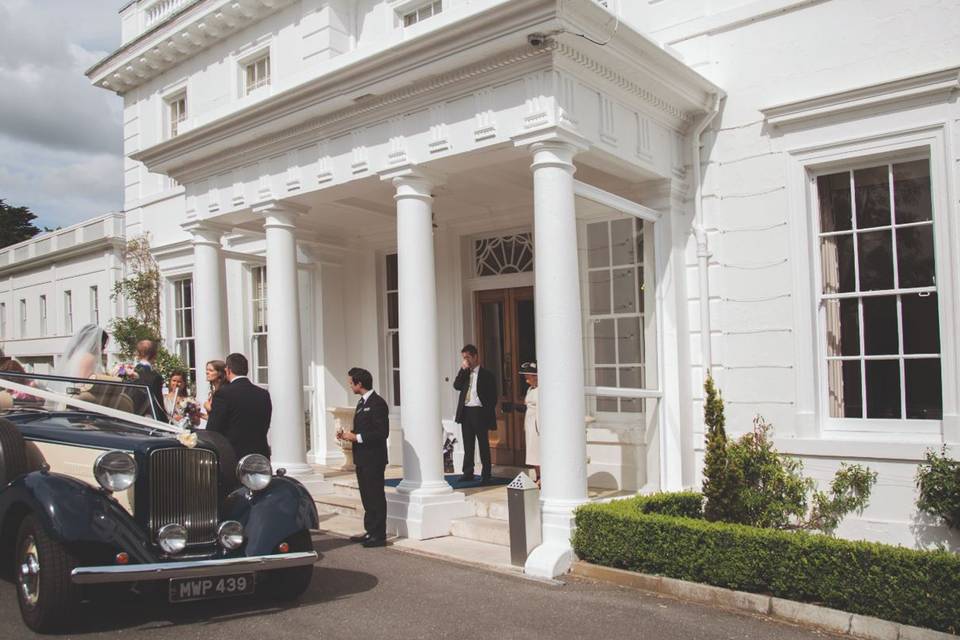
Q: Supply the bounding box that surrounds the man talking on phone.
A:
[453,344,497,484]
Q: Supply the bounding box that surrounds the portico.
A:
[117,0,719,576]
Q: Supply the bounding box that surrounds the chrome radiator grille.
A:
[148,447,219,545]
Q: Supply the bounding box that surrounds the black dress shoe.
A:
[457,474,474,482]
[362,537,387,548]
[349,533,371,543]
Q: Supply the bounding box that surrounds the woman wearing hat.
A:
[520,362,540,486]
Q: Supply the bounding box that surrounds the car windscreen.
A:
[0,371,157,421]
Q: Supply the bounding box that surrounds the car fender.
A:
[0,471,155,563]
[223,476,319,556]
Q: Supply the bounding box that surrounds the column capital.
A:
[513,127,589,156]
[252,199,309,229]
[182,220,231,245]
[380,164,445,201]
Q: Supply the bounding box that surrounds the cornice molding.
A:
[761,66,960,128]
[0,237,125,277]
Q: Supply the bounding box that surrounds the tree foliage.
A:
[916,446,960,530]
[700,376,876,534]
[0,199,43,249]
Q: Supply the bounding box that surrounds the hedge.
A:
[573,493,960,634]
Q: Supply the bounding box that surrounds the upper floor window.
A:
[64,290,73,335]
[19,299,26,337]
[250,266,268,384]
[0,303,6,339]
[167,93,186,137]
[816,158,941,421]
[245,54,270,95]
[403,1,442,27]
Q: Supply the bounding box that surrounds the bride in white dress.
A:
[58,324,108,379]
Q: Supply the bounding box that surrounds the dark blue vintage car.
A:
[0,372,319,633]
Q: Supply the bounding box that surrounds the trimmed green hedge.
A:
[573,494,960,634]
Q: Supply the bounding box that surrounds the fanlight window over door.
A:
[474,233,534,277]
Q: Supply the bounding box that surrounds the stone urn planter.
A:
[327,406,357,471]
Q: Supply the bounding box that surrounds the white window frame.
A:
[89,286,100,327]
[242,51,271,96]
[399,0,443,28]
[39,295,47,337]
[172,278,196,382]
[787,126,959,442]
[250,265,269,385]
[63,290,73,335]
[166,91,187,138]
[19,299,26,338]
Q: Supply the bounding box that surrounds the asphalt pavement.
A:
[0,532,842,639]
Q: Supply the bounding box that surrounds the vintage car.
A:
[0,372,319,633]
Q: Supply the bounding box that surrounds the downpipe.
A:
[692,95,721,379]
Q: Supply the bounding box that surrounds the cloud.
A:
[0,0,129,228]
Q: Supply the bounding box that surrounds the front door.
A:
[475,287,535,466]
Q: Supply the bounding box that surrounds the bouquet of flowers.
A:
[174,396,203,428]
[110,363,140,382]
[442,432,457,474]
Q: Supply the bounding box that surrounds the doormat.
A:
[384,474,512,490]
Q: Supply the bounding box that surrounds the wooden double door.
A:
[474,287,535,466]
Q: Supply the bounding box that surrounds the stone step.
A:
[467,496,510,521]
[449,516,510,547]
[314,494,364,518]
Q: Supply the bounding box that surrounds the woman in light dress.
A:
[202,360,227,416]
[520,361,540,486]
[163,369,188,419]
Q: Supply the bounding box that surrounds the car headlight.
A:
[93,451,137,492]
[218,521,245,550]
[237,454,272,491]
[157,523,188,554]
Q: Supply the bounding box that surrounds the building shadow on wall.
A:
[910,510,960,552]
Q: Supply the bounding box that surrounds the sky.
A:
[0,0,129,230]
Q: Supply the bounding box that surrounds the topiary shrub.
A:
[916,446,960,530]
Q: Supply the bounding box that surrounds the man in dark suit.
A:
[337,367,389,548]
[453,344,497,483]
[206,353,272,460]
[134,339,168,422]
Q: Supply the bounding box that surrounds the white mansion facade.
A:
[78,0,960,575]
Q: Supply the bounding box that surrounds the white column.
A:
[255,201,312,476]
[183,222,227,388]
[524,141,589,579]
[384,170,470,539]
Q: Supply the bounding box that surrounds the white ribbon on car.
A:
[0,378,184,434]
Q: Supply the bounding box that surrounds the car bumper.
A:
[70,551,318,585]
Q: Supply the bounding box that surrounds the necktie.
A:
[356,397,364,412]
[467,370,474,404]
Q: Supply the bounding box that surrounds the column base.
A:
[386,487,472,540]
[523,498,585,578]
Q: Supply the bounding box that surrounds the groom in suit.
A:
[206,353,272,460]
[337,367,389,547]
[453,344,497,483]
[134,339,168,422]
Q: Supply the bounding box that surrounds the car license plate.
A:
[169,573,255,603]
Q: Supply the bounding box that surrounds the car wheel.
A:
[264,529,314,602]
[0,418,29,486]
[15,514,80,633]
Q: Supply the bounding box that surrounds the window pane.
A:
[828,360,862,418]
[865,360,900,419]
[587,222,609,268]
[593,319,615,365]
[175,309,185,338]
[595,368,617,412]
[616,316,642,364]
[589,270,611,315]
[183,308,193,338]
[896,225,935,288]
[862,295,898,355]
[183,279,192,307]
[619,366,643,389]
[393,370,401,405]
[824,298,859,356]
[612,267,636,314]
[610,219,635,266]
[820,235,855,293]
[854,165,891,229]
[387,292,398,329]
[857,230,893,290]
[893,160,932,224]
[904,359,942,419]
[817,171,852,232]
[391,332,400,368]
[386,254,398,290]
[620,398,643,413]
[901,293,939,354]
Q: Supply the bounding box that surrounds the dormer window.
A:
[245,53,271,95]
[167,93,186,138]
[403,1,442,27]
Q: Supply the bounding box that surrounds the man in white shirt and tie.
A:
[453,344,497,483]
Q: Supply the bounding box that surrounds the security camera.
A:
[527,33,547,47]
